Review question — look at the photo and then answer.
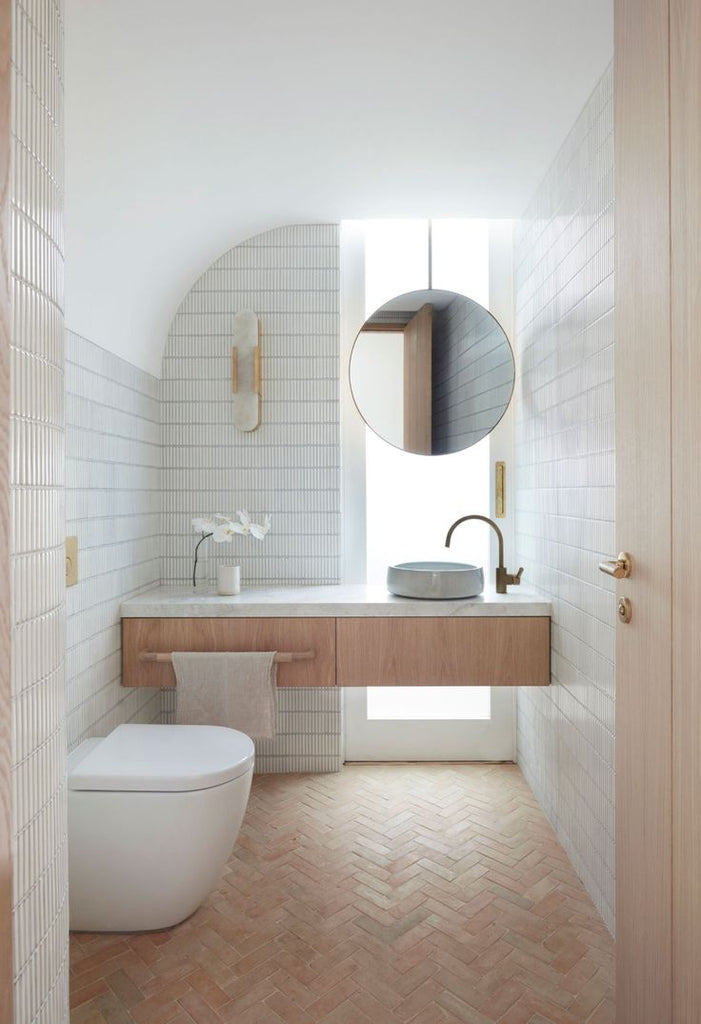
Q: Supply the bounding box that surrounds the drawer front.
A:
[122,618,336,687]
[336,617,550,686]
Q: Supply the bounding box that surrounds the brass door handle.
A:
[598,552,632,579]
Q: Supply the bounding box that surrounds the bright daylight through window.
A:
[361,219,493,723]
[366,686,491,720]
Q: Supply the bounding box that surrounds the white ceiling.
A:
[64,0,613,376]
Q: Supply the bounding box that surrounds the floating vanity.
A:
[121,585,551,688]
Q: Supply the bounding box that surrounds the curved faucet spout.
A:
[445,514,522,595]
[445,514,504,568]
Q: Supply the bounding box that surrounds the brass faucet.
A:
[445,514,524,595]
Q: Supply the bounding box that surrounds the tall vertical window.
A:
[342,219,515,750]
[361,219,492,584]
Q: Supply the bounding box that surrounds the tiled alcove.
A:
[160,225,343,772]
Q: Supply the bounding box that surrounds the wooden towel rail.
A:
[139,649,316,665]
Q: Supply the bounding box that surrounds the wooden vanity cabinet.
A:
[122,617,336,688]
[123,615,550,688]
[336,617,550,686]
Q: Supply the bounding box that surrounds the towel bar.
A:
[138,649,316,664]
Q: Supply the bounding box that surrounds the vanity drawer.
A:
[336,616,550,686]
[122,617,336,688]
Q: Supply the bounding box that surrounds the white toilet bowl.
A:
[68,723,254,932]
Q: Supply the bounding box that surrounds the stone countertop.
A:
[121,584,551,618]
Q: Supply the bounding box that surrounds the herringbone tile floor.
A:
[70,764,614,1024]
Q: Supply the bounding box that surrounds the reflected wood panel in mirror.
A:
[350,289,515,455]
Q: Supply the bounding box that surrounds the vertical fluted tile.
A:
[513,66,615,932]
[10,0,68,1020]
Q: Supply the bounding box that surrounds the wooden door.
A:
[670,1,701,1018]
[403,303,432,454]
[616,0,701,1020]
[615,0,672,1017]
[0,1,12,1020]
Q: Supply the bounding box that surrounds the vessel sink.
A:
[387,561,484,600]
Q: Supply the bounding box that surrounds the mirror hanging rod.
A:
[428,219,433,290]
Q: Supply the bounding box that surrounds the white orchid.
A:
[190,511,271,586]
[248,513,272,540]
[212,520,245,542]
[236,509,252,534]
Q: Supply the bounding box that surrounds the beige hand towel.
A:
[172,651,277,740]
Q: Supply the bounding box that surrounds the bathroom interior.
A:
[2,0,700,1023]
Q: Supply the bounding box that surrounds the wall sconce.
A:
[231,310,261,431]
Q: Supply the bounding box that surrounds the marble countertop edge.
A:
[121,584,552,618]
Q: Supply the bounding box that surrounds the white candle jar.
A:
[217,565,241,595]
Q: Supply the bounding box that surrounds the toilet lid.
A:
[68,724,255,792]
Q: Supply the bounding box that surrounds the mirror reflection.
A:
[350,289,515,455]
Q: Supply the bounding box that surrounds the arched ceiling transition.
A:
[64,0,613,377]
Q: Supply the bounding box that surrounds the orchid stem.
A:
[193,532,213,587]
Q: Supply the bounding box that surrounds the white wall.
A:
[65,331,162,749]
[513,67,615,931]
[10,1,69,1020]
[63,0,612,375]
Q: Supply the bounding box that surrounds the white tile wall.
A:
[65,331,161,750]
[161,225,343,771]
[513,66,615,931]
[10,0,69,1020]
[253,688,342,774]
[164,686,343,774]
[162,224,341,588]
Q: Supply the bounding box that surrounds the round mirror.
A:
[349,289,515,455]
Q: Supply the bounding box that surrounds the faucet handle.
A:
[507,567,524,586]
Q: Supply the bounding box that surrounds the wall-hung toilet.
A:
[68,723,254,932]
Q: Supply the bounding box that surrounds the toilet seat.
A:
[68,724,254,792]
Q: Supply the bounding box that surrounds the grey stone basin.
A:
[387,561,484,600]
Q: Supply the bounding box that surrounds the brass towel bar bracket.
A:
[139,649,316,665]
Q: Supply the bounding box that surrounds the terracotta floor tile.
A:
[264,989,317,1024]
[92,991,139,1024]
[320,999,374,1024]
[586,996,615,1024]
[305,977,359,1021]
[185,967,231,1010]
[218,978,279,1020]
[71,1004,108,1024]
[70,979,109,1010]
[176,990,225,1024]
[70,765,614,1023]
[106,970,144,1010]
